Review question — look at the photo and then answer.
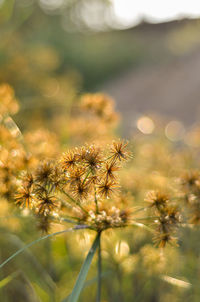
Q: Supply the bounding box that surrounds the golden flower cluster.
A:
[69,93,120,143]
[15,140,132,232]
[145,191,181,247]
[81,93,119,123]
[0,83,192,251]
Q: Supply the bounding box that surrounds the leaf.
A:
[0,271,19,289]
[0,225,88,270]
[62,271,111,302]
[64,233,100,302]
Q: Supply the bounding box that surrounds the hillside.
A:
[103,19,200,134]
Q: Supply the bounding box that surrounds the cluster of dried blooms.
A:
[15,141,133,233]
[69,93,120,143]
[0,84,61,209]
[180,171,200,224]
[145,191,181,247]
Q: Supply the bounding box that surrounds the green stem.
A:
[83,169,91,184]
[132,216,159,221]
[130,221,154,233]
[132,207,146,214]
[68,233,100,302]
[96,232,102,302]
[94,189,99,214]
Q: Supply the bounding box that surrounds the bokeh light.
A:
[137,116,155,134]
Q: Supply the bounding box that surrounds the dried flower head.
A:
[60,150,78,170]
[35,161,53,185]
[97,179,119,199]
[110,140,130,163]
[15,186,34,208]
[147,191,180,247]
[71,180,90,201]
[82,145,102,172]
[103,161,120,180]
[36,190,58,215]
[145,191,169,210]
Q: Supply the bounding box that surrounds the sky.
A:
[112,0,200,27]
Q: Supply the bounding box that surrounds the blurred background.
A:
[1,0,200,136]
[2,1,200,302]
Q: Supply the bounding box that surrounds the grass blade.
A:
[62,271,112,302]
[67,233,100,302]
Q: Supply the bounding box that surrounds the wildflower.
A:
[22,172,34,189]
[145,191,169,210]
[110,140,130,163]
[181,171,200,188]
[103,161,120,180]
[60,150,78,170]
[153,232,176,248]
[71,180,90,201]
[15,186,34,208]
[36,191,58,215]
[69,167,86,185]
[35,161,53,185]
[81,93,114,118]
[49,165,66,190]
[97,179,119,199]
[166,205,181,225]
[83,145,102,172]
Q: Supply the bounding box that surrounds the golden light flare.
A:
[137,116,155,134]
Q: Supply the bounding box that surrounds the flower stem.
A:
[96,232,102,302]
[94,189,99,214]
[83,169,91,184]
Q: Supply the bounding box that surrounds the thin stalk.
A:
[132,207,146,215]
[132,216,159,221]
[68,233,100,302]
[61,189,88,215]
[49,215,77,225]
[83,169,91,184]
[94,188,99,213]
[130,221,154,233]
[96,232,102,302]
[60,215,81,223]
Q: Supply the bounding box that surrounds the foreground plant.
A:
[2,140,183,301]
[0,83,193,302]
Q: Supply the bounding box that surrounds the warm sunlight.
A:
[112,0,200,27]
